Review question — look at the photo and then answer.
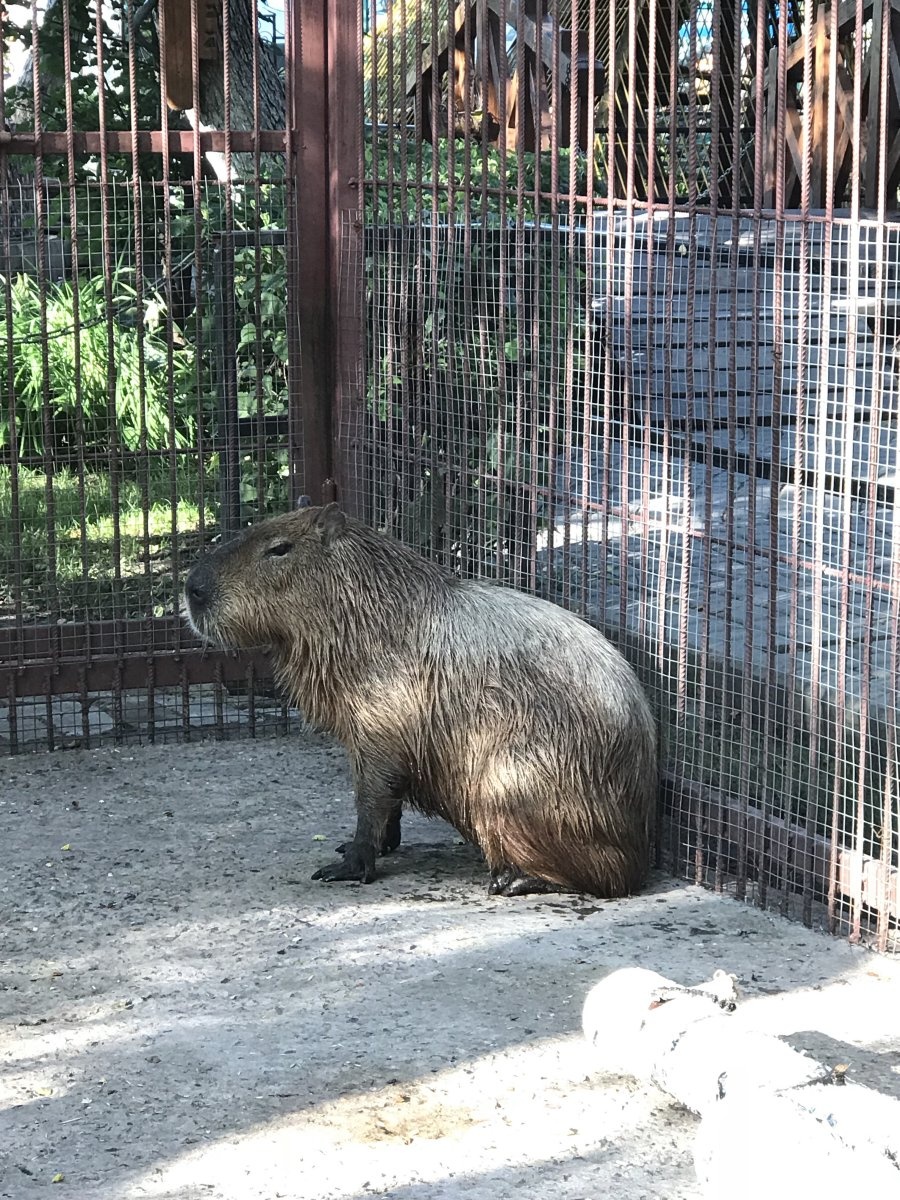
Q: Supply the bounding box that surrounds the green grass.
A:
[0,464,215,623]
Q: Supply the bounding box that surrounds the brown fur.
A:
[183,504,658,897]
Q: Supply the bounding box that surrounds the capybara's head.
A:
[183,503,347,648]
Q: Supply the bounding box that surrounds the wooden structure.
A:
[763,0,900,210]
[407,0,604,151]
[161,0,222,112]
[400,0,900,209]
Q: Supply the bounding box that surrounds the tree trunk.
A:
[189,0,285,179]
[582,967,900,1200]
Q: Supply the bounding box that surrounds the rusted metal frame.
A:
[127,0,155,731]
[466,0,487,573]
[1,131,286,155]
[640,0,663,869]
[391,0,415,548]
[704,0,724,891]
[491,0,509,584]
[220,0,237,651]
[762,0,790,910]
[361,0,380,528]
[29,1,61,637]
[158,0,187,677]
[542,0,561,607]
[638,0,659,659]
[438,14,456,565]
[578,0,600,624]
[682,0,704,887]
[618,0,638,653]
[0,618,185,669]
[731,0,769,903]
[656,0,678,873]
[95,0,125,633]
[213,227,242,537]
[2,649,274,701]
[821,0,842,934]
[523,3,542,597]
[395,0,409,221]
[190,0,209,548]
[60,0,90,643]
[842,0,872,941]
[333,0,366,524]
[559,0,578,613]
[512,0,529,591]
[382,0,400,536]
[249,0,265,522]
[588,0,608,625]
[460,0,480,565]
[714,0,745,889]
[380,0,397,534]
[872,0,897,953]
[794,0,816,925]
[663,774,898,939]
[437,0,460,570]
[286,0,335,505]
[0,13,25,646]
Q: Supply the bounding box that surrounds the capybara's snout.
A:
[183,560,217,632]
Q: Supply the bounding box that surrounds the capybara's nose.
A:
[185,563,214,612]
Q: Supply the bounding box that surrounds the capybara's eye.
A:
[263,541,293,558]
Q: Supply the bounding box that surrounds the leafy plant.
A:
[0,269,196,457]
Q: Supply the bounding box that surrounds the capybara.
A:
[183,503,657,897]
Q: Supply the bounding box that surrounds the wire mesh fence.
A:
[350,0,900,950]
[3,0,900,949]
[1,0,303,749]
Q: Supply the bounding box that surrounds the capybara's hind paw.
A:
[488,865,567,897]
[312,851,377,884]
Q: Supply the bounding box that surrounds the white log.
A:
[582,967,900,1199]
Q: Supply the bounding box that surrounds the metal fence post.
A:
[328,0,365,519]
[286,0,334,505]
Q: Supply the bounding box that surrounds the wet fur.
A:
[184,505,658,897]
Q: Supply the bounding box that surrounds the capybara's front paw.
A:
[312,849,377,884]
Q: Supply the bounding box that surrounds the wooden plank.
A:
[810,9,830,207]
[162,0,196,111]
[764,47,779,208]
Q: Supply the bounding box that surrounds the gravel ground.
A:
[2,734,899,1200]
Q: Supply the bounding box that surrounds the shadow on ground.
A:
[1,737,898,1200]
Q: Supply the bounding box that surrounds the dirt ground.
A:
[2,733,899,1200]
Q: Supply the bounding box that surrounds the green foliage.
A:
[0,269,196,457]
[365,125,587,225]
[3,0,190,183]
[0,462,214,621]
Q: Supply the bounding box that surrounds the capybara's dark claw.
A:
[312,849,376,884]
[489,865,566,897]
[488,865,518,895]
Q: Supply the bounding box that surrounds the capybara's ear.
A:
[314,503,347,545]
